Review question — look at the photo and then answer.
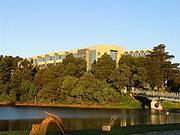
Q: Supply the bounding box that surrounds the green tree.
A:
[60,75,79,103]
[146,44,179,90]
[109,64,132,91]
[21,80,37,102]
[9,69,22,101]
[92,53,116,81]
[34,68,46,91]
[71,72,97,102]
[38,77,63,102]
[62,54,87,78]
[70,72,120,104]
[9,60,35,102]
[63,63,79,77]
[117,55,148,91]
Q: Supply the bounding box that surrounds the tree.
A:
[71,72,97,102]
[63,63,79,77]
[146,44,179,90]
[9,69,22,101]
[21,80,37,102]
[167,64,180,92]
[59,76,79,103]
[145,57,164,90]
[43,69,57,86]
[109,64,132,91]
[62,54,87,78]
[34,68,47,91]
[91,53,116,81]
[70,72,120,104]
[9,60,36,102]
[147,44,174,62]
[38,77,63,102]
[0,56,14,84]
[117,55,148,91]
[132,57,148,89]
[0,56,22,97]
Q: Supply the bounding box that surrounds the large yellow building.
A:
[28,44,152,70]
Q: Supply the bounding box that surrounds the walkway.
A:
[131,90,180,102]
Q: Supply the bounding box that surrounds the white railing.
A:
[131,90,180,101]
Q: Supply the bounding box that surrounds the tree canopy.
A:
[0,44,179,104]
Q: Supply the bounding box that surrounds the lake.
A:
[0,106,179,131]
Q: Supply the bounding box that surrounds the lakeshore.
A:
[0,101,141,109]
[0,101,180,109]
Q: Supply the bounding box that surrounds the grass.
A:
[107,103,141,108]
[0,123,179,135]
[161,101,180,109]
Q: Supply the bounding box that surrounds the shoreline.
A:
[0,101,141,109]
[15,103,142,109]
[0,101,180,109]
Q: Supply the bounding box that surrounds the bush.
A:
[119,93,140,106]
[0,94,10,101]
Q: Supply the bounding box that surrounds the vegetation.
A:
[0,44,179,106]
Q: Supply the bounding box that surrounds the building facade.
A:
[28,44,152,70]
[124,49,151,56]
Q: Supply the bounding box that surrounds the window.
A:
[47,63,54,66]
[91,50,96,64]
[32,59,37,64]
[82,54,86,57]
[77,53,86,58]
[77,54,82,57]
[51,56,55,60]
[46,56,54,61]
[38,58,45,62]
[56,55,61,60]
[110,50,117,61]
[56,62,62,65]
[73,53,77,58]
[61,55,65,59]
[39,64,45,68]
[46,56,50,61]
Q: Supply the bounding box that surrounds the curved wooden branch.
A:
[44,111,65,131]
[29,112,66,135]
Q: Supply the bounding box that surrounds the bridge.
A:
[131,90,180,110]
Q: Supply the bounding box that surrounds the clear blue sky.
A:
[0,0,179,63]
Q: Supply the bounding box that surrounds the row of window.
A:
[124,52,150,56]
[32,54,67,64]
[38,62,62,68]
[32,51,95,64]
[33,52,89,64]
[32,50,117,65]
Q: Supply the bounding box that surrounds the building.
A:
[28,44,152,70]
[124,49,151,56]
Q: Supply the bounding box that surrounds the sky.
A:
[0,0,180,63]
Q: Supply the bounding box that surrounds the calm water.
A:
[0,106,180,131]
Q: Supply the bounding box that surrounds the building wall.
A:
[28,44,152,70]
[28,44,125,70]
[124,49,152,57]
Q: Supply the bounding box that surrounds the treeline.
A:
[0,44,179,104]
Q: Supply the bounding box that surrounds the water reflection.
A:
[0,106,179,131]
